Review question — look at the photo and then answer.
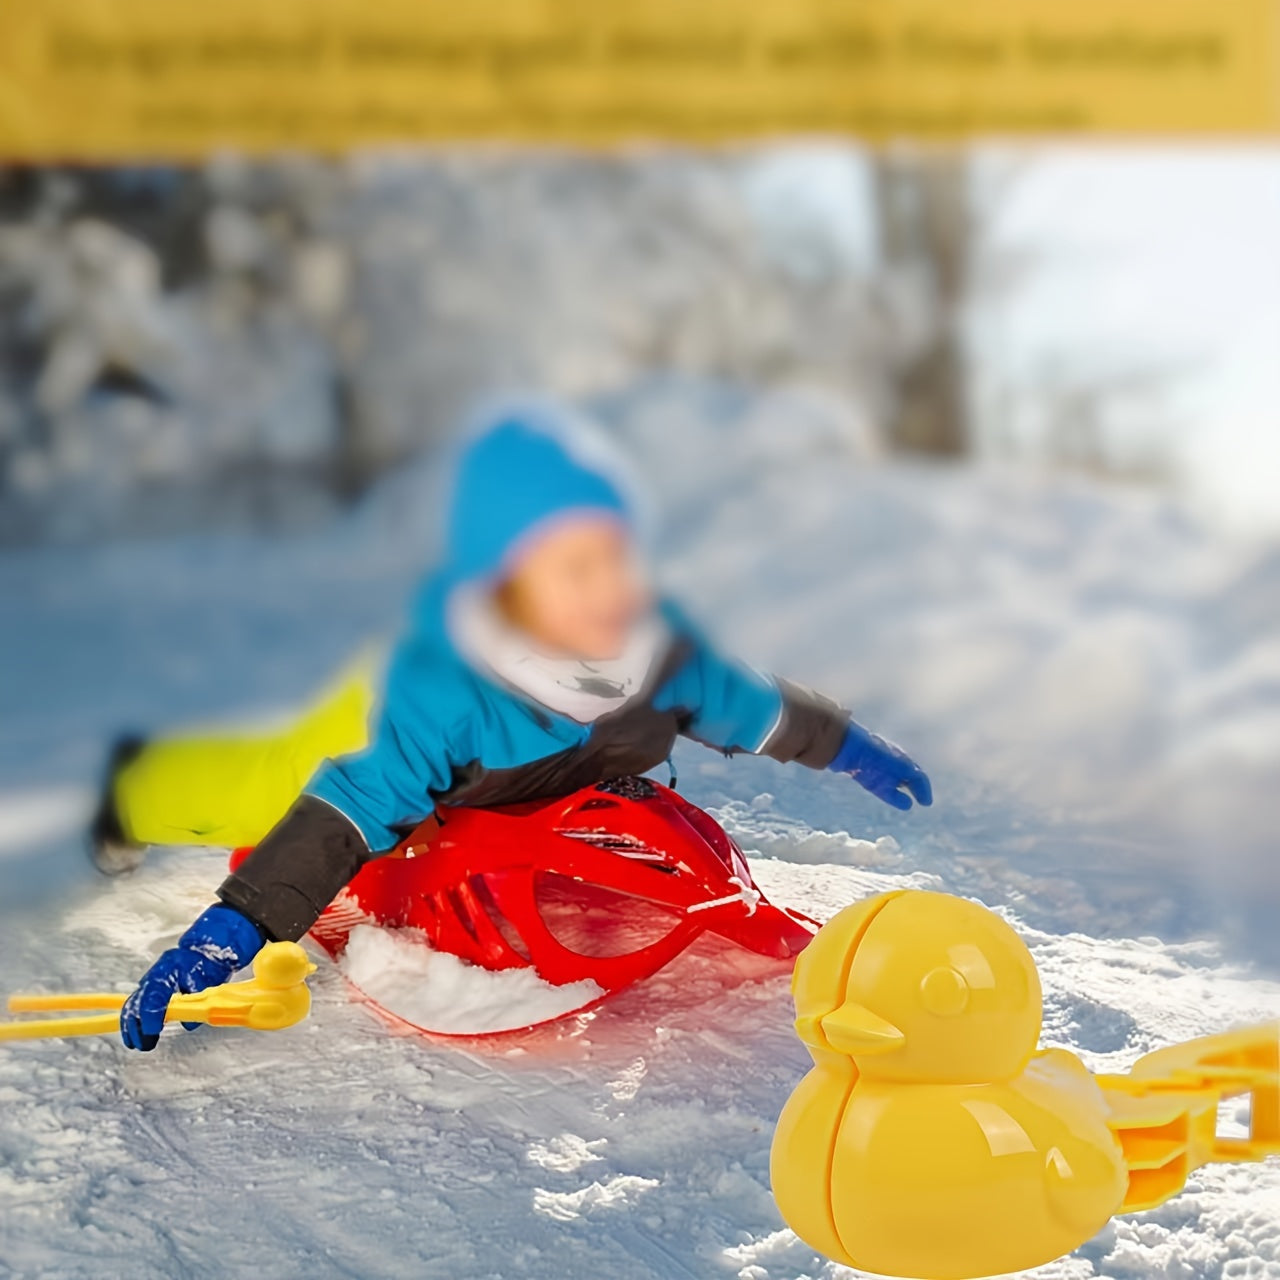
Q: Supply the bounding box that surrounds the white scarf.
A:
[447,586,670,724]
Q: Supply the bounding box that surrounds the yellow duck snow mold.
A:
[770,890,1280,1280]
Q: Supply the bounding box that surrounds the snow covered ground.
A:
[1,384,1277,1279]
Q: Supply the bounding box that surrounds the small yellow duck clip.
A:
[771,890,1279,1280]
[0,941,316,1042]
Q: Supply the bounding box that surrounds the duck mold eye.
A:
[920,965,970,1017]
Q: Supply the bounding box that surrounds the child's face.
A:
[497,518,648,661]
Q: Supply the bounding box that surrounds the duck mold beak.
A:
[797,1001,906,1055]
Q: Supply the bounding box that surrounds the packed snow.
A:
[339,926,606,1036]
[1,386,1278,1278]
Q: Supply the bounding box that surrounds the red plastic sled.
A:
[230,776,818,1034]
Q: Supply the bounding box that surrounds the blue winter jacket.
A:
[220,402,848,942]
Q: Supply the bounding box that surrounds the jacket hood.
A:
[444,400,636,584]
[412,399,641,638]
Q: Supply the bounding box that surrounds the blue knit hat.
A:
[444,401,637,583]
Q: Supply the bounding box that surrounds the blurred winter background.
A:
[2,148,1277,941]
[2,146,1280,1279]
[3,147,1277,543]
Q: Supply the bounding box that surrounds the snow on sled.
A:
[229,777,819,1038]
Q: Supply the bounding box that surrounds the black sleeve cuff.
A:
[217,795,371,942]
[759,678,851,769]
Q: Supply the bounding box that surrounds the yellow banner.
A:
[1,0,1277,158]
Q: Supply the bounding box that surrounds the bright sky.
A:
[744,143,1280,536]
[992,146,1280,534]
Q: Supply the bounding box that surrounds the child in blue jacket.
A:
[111,400,931,1050]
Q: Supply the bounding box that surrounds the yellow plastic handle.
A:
[8,992,127,1014]
[0,1012,124,1041]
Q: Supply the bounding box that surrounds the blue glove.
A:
[121,904,265,1051]
[830,721,933,811]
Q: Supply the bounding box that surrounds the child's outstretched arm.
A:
[120,643,458,1051]
[657,601,932,812]
[216,642,457,946]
